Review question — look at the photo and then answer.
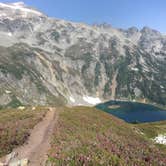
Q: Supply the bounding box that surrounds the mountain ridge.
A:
[0,2,165,107]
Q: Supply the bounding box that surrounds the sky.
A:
[0,0,166,33]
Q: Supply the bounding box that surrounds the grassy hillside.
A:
[0,107,48,157]
[0,106,165,165]
[136,121,166,151]
[136,121,166,138]
[48,107,166,166]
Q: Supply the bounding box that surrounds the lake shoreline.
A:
[96,100,166,123]
[102,99,166,111]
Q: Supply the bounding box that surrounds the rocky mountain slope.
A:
[0,2,166,107]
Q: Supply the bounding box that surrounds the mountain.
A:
[0,2,166,107]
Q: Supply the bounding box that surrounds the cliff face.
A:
[0,2,165,106]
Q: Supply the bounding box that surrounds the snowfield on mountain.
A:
[0,2,165,107]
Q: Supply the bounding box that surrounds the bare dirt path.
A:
[2,107,57,166]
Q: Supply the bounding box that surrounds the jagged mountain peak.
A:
[0,2,165,107]
[93,23,112,29]
[127,27,139,33]
[141,26,161,36]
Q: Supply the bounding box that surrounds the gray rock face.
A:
[0,2,165,106]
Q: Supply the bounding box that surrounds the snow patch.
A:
[0,13,7,17]
[5,90,11,94]
[69,96,75,103]
[83,96,101,105]
[160,85,164,89]
[131,67,139,71]
[7,32,12,36]
[0,2,43,16]
[154,134,166,145]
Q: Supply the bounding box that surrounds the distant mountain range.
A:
[0,2,165,107]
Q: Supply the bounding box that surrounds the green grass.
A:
[0,107,48,157]
[48,107,166,166]
[1,106,165,165]
[135,121,166,151]
[136,121,166,138]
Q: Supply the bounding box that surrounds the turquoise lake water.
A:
[96,101,166,123]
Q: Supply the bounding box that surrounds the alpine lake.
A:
[96,100,166,123]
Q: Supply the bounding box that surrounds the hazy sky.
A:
[1,0,166,32]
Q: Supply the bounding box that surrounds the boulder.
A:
[6,152,17,164]
[9,158,28,166]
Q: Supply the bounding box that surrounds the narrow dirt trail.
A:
[4,108,57,166]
